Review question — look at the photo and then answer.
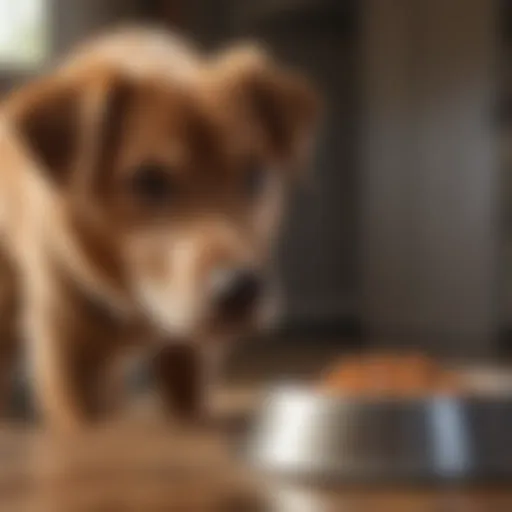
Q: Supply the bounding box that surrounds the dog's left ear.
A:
[212,45,321,170]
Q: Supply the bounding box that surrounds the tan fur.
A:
[0,27,319,431]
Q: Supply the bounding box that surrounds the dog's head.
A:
[9,45,320,340]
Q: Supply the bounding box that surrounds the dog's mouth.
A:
[166,296,270,342]
[206,306,261,339]
[203,285,281,341]
[195,297,265,342]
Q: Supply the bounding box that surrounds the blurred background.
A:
[0,0,510,369]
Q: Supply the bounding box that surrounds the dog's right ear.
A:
[8,75,83,184]
[8,69,133,188]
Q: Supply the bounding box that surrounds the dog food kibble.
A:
[319,353,462,396]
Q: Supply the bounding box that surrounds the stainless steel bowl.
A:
[246,383,512,482]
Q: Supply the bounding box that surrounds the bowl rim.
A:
[260,381,512,407]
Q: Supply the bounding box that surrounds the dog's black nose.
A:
[210,268,261,317]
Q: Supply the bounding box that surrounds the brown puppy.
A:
[0,27,319,431]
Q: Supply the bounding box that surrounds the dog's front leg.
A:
[25,301,116,432]
[152,344,204,423]
[0,342,18,418]
[151,344,224,425]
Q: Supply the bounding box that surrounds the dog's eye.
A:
[130,164,174,205]
[244,161,267,200]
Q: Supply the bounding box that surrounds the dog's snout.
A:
[210,267,261,317]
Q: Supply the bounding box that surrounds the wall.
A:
[52,0,145,56]
[361,0,499,356]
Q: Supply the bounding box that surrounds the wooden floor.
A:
[0,390,512,512]
[2,342,512,510]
